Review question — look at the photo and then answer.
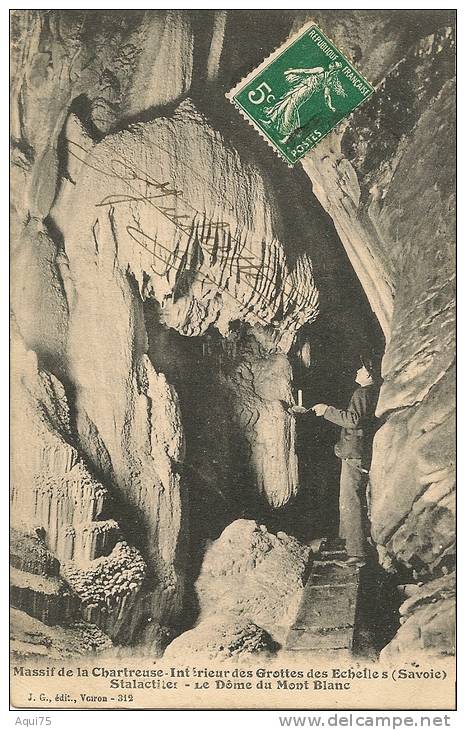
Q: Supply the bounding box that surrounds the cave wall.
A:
[48,98,320,619]
[10,329,147,641]
[299,20,455,569]
[297,15,455,655]
[11,9,321,637]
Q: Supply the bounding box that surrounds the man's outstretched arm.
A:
[313,389,367,428]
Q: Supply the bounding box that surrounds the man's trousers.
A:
[339,457,368,558]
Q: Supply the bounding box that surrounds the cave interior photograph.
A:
[10,7,455,695]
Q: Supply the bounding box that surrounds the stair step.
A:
[294,583,359,629]
[287,626,354,651]
[311,578,358,587]
[285,540,361,652]
[320,551,347,560]
[320,537,346,551]
[312,562,359,579]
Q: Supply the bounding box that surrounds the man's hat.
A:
[360,353,379,379]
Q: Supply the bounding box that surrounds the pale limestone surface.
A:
[164,617,276,662]
[380,574,455,660]
[299,21,455,656]
[10,608,112,658]
[170,520,311,654]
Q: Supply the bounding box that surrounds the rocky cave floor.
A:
[10,520,452,664]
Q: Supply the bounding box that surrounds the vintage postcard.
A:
[10,8,456,711]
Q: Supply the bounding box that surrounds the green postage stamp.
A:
[227,23,375,165]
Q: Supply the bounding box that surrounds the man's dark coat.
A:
[323,383,379,465]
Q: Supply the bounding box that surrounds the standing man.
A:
[310,357,380,567]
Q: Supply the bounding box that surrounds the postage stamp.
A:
[227,23,375,166]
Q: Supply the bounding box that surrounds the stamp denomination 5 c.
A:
[227,23,375,165]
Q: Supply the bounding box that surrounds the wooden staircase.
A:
[286,538,362,652]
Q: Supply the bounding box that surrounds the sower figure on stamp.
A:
[293,356,380,567]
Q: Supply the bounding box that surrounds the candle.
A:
[297,389,303,407]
